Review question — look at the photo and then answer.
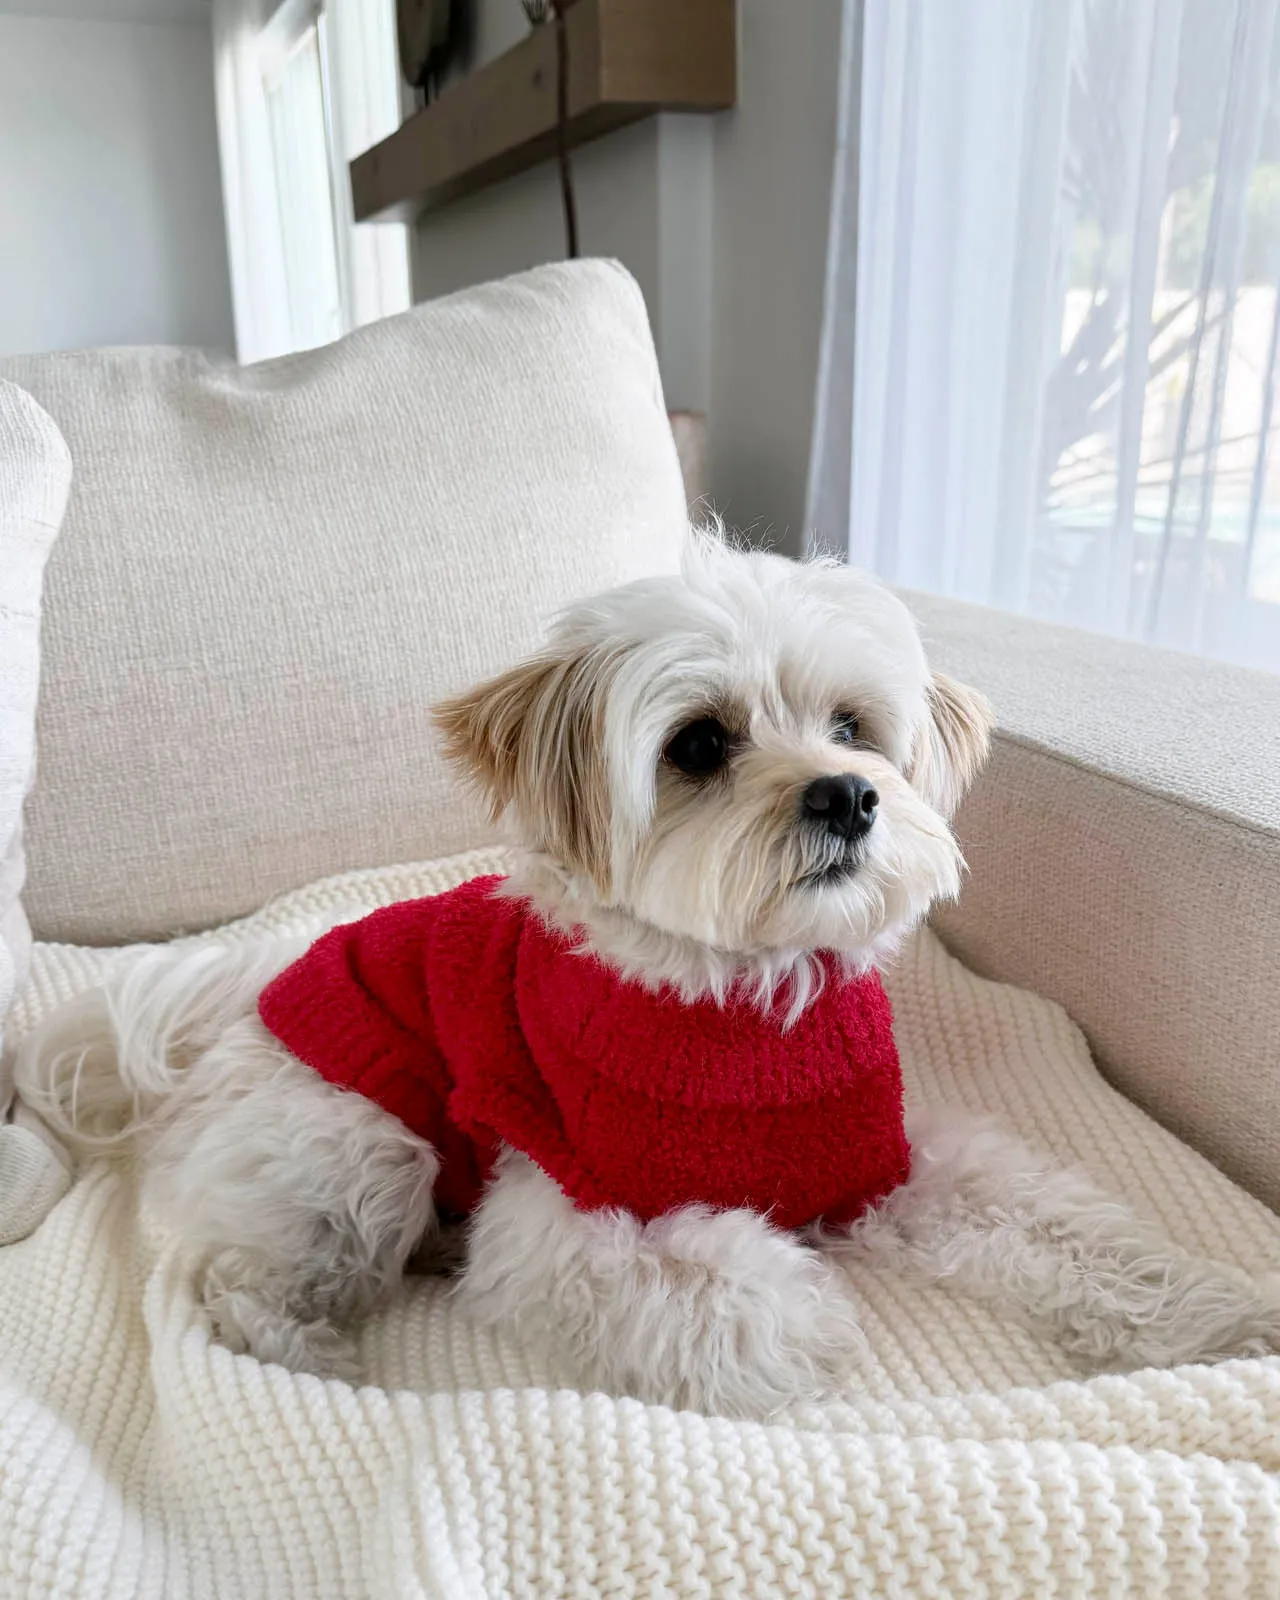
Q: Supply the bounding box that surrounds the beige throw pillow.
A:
[2,260,687,945]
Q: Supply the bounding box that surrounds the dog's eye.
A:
[832,711,860,745]
[664,717,730,778]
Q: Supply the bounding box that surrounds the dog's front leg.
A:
[821,1108,1280,1370]
[458,1150,866,1418]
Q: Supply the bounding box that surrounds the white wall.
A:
[409,0,844,553]
[0,9,234,357]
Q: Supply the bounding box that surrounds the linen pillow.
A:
[1,260,687,945]
[0,381,71,1243]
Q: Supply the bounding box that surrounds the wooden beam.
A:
[351,0,736,224]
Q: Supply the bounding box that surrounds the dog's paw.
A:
[578,1208,868,1419]
[202,1258,364,1381]
[208,1296,364,1380]
[460,1160,869,1419]
[1052,1256,1280,1371]
[659,1278,866,1419]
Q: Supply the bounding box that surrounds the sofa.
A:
[1,259,1278,1598]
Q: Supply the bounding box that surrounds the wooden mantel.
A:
[350,0,736,224]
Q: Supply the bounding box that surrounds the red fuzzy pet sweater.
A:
[258,876,910,1229]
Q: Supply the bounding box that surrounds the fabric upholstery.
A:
[911,592,1280,1211]
[0,260,687,946]
[0,382,71,1243]
[5,849,1280,1595]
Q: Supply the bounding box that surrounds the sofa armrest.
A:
[908,593,1280,1212]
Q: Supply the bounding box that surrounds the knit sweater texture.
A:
[257,875,910,1227]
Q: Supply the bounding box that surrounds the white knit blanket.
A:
[3,849,1280,1598]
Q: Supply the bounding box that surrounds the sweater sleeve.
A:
[258,897,453,1146]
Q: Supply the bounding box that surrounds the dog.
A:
[16,535,1280,1418]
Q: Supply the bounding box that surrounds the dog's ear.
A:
[907,673,993,818]
[434,657,558,819]
[433,650,614,889]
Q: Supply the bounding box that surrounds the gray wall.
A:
[707,2,843,549]
[411,0,844,554]
[0,5,233,357]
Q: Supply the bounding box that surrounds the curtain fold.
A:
[809,0,1280,671]
[212,0,410,363]
[213,0,292,363]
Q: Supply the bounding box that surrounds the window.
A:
[261,3,345,350]
[809,0,1280,671]
[213,0,410,362]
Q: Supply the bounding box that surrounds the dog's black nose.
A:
[802,774,878,840]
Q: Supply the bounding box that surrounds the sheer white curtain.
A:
[213,0,411,362]
[808,0,1280,671]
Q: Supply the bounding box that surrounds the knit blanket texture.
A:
[3,847,1280,1598]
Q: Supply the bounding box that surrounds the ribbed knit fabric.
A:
[4,846,1280,1597]
[258,876,908,1228]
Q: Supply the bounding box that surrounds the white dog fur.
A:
[16,535,1280,1417]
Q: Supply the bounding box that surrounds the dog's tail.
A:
[12,938,304,1155]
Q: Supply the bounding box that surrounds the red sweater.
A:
[258,876,910,1229]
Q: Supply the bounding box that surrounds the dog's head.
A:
[435,536,991,991]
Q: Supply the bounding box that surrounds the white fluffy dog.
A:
[16,537,1280,1418]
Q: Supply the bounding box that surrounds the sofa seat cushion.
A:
[4,850,1280,1595]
